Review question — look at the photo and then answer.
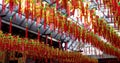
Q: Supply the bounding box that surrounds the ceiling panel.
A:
[12,13,25,25]
[21,19,34,29]
[2,11,15,21]
[30,22,42,32]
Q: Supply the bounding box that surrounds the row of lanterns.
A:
[0,31,98,63]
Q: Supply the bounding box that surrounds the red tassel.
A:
[9,17,12,33]
[24,8,28,19]
[37,29,40,41]
[50,35,52,45]
[58,40,61,48]
[2,0,6,13]
[118,7,120,16]
[108,9,110,19]
[65,22,67,33]
[65,42,68,50]
[67,4,70,16]
[54,17,57,31]
[114,18,116,28]
[78,29,80,41]
[72,7,75,15]
[44,9,46,29]
[75,26,77,39]
[76,27,79,39]
[46,35,48,44]
[0,17,1,30]
[81,3,84,16]
[9,0,14,13]
[56,0,59,9]
[25,23,28,38]
[111,12,112,23]
[82,29,85,43]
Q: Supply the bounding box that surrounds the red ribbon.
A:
[46,35,48,44]
[9,19,12,33]
[50,35,52,45]
[65,42,68,50]
[44,9,46,29]
[0,17,1,30]
[25,24,28,38]
[37,30,40,41]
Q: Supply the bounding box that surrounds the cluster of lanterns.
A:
[92,16,120,49]
[102,0,120,29]
[0,31,98,63]
[0,0,120,62]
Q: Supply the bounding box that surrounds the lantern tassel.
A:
[44,8,46,29]
[46,35,48,44]
[25,23,28,38]
[50,35,52,46]
[9,17,12,33]
[0,17,1,30]
[37,28,40,41]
